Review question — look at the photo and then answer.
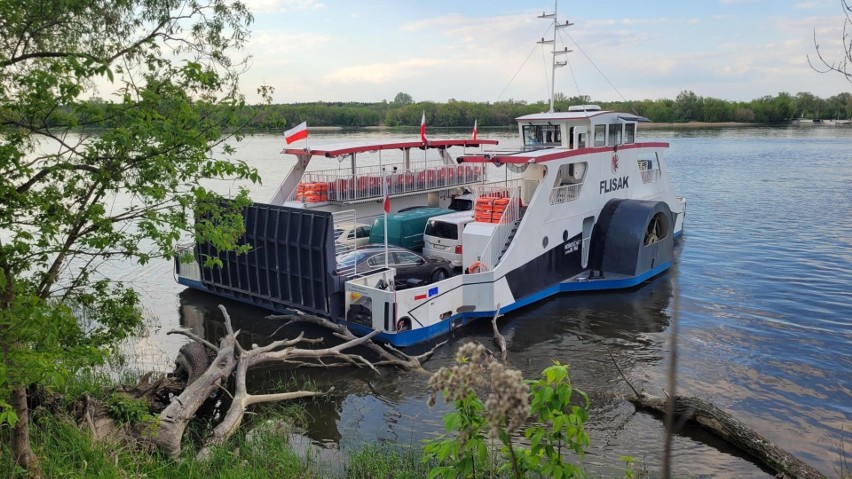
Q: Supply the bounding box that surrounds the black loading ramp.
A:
[195,203,344,319]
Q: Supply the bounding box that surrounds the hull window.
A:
[550,162,587,204]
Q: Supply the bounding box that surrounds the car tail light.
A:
[455,245,463,254]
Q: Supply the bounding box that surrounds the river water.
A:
[121,126,851,477]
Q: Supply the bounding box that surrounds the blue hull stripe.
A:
[344,261,671,347]
[179,262,671,348]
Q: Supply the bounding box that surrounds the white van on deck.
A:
[422,211,474,267]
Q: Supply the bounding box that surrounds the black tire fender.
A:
[589,199,674,277]
[173,341,212,386]
[396,316,412,332]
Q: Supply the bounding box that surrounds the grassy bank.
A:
[0,373,432,479]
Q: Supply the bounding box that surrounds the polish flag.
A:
[472,119,478,140]
[382,176,391,213]
[284,121,308,144]
[420,111,428,143]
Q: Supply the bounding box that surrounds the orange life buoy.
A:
[467,260,486,274]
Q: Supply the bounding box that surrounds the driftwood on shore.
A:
[104,305,444,459]
[628,393,826,479]
[604,346,826,479]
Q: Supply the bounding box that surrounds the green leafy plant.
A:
[106,392,154,425]
[423,344,495,479]
[424,343,590,479]
[620,455,643,479]
[515,361,590,478]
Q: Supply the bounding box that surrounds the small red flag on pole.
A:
[382,168,390,268]
[383,174,391,214]
[472,119,478,140]
[420,111,428,144]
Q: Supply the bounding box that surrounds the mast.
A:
[538,1,573,113]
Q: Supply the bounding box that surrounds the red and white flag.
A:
[382,176,391,213]
[420,111,428,143]
[472,119,478,140]
[284,121,308,144]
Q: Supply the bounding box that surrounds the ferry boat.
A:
[175,6,686,347]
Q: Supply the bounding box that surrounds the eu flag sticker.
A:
[428,287,438,297]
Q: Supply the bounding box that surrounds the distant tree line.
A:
[79,90,852,131]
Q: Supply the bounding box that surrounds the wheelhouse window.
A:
[593,125,606,147]
[608,124,622,146]
[625,123,636,144]
[523,124,561,147]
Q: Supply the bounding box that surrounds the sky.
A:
[236,0,851,104]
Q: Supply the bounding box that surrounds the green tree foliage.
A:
[0,0,265,472]
[213,90,849,131]
[38,90,852,134]
[393,91,414,105]
[674,90,701,121]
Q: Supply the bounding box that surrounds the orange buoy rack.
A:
[474,192,513,224]
[296,182,329,203]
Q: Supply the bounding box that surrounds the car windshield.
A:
[336,250,371,266]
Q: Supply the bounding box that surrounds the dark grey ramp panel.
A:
[195,203,342,318]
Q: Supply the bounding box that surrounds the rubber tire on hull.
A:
[588,199,675,277]
[173,341,212,386]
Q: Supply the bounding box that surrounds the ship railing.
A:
[549,183,582,204]
[640,168,661,184]
[472,178,523,198]
[477,186,522,272]
[290,162,485,204]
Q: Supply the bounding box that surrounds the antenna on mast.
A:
[538,1,573,113]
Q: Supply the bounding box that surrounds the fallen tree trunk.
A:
[152,327,238,457]
[146,305,446,459]
[629,393,826,479]
[267,309,445,371]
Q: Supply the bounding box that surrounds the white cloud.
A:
[243,0,325,14]
[324,58,446,85]
[248,31,333,57]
